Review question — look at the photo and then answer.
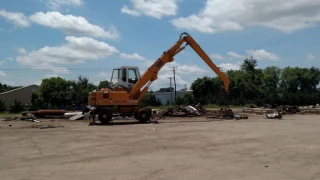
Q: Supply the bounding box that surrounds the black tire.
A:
[98,110,112,124]
[137,109,150,123]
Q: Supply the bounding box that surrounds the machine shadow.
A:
[93,121,150,126]
[92,118,241,126]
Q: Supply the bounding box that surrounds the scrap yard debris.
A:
[22,109,66,118]
[244,104,320,115]
[158,104,248,120]
[160,104,204,117]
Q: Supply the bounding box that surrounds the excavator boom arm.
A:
[130,32,230,99]
[183,33,230,93]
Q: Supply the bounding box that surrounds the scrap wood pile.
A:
[159,104,248,120]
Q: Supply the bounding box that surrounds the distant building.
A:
[0,84,40,106]
[153,90,193,105]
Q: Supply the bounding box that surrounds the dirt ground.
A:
[1,114,320,180]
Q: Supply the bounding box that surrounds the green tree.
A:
[140,92,161,106]
[191,75,231,105]
[69,76,97,110]
[279,67,320,105]
[226,70,247,105]
[9,99,24,113]
[262,66,282,104]
[0,83,22,93]
[40,77,73,109]
[175,92,196,105]
[158,87,174,92]
[98,80,111,89]
[0,99,6,112]
[29,91,44,110]
[240,56,257,72]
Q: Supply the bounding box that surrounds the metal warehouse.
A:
[0,84,40,106]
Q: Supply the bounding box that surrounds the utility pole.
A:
[171,67,177,103]
[167,77,173,104]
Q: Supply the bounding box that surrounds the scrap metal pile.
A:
[158,104,248,120]
[245,104,320,115]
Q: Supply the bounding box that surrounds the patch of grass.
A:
[0,112,21,117]
[147,105,175,110]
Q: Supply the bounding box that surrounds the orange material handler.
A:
[87,32,230,124]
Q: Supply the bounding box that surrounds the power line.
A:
[183,84,187,90]
[167,77,173,104]
[0,68,109,71]
[0,68,173,72]
[170,66,177,103]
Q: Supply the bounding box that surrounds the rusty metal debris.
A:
[20,113,39,122]
[206,109,248,120]
[159,104,248,120]
[22,109,65,118]
[275,105,300,114]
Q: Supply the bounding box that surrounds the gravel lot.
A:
[1,114,320,180]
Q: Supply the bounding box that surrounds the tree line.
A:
[29,76,101,111]
[0,83,21,93]
[188,57,320,106]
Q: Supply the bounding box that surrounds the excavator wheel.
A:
[98,110,112,124]
[137,109,150,123]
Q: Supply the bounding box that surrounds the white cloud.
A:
[140,60,209,90]
[45,74,60,78]
[0,60,6,66]
[119,53,146,61]
[0,71,6,77]
[152,61,208,76]
[121,6,140,17]
[5,57,13,61]
[171,0,320,33]
[33,80,42,86]
[98,71,112,78]
[47,0,83,10]
[0,9,30,28]
[16,36,119,74]
[227,51,245,59]
[151,73,188,90]
[218,62,241,72]
[18,48,26,54]
[307,53,316,60]
[121,0,180,19]
[29,11,119,40]
[211,53,224,60]
[246,49,280,61]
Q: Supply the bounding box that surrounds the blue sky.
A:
[0,0,319,91]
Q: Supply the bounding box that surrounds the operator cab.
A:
[110,66,140,89]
